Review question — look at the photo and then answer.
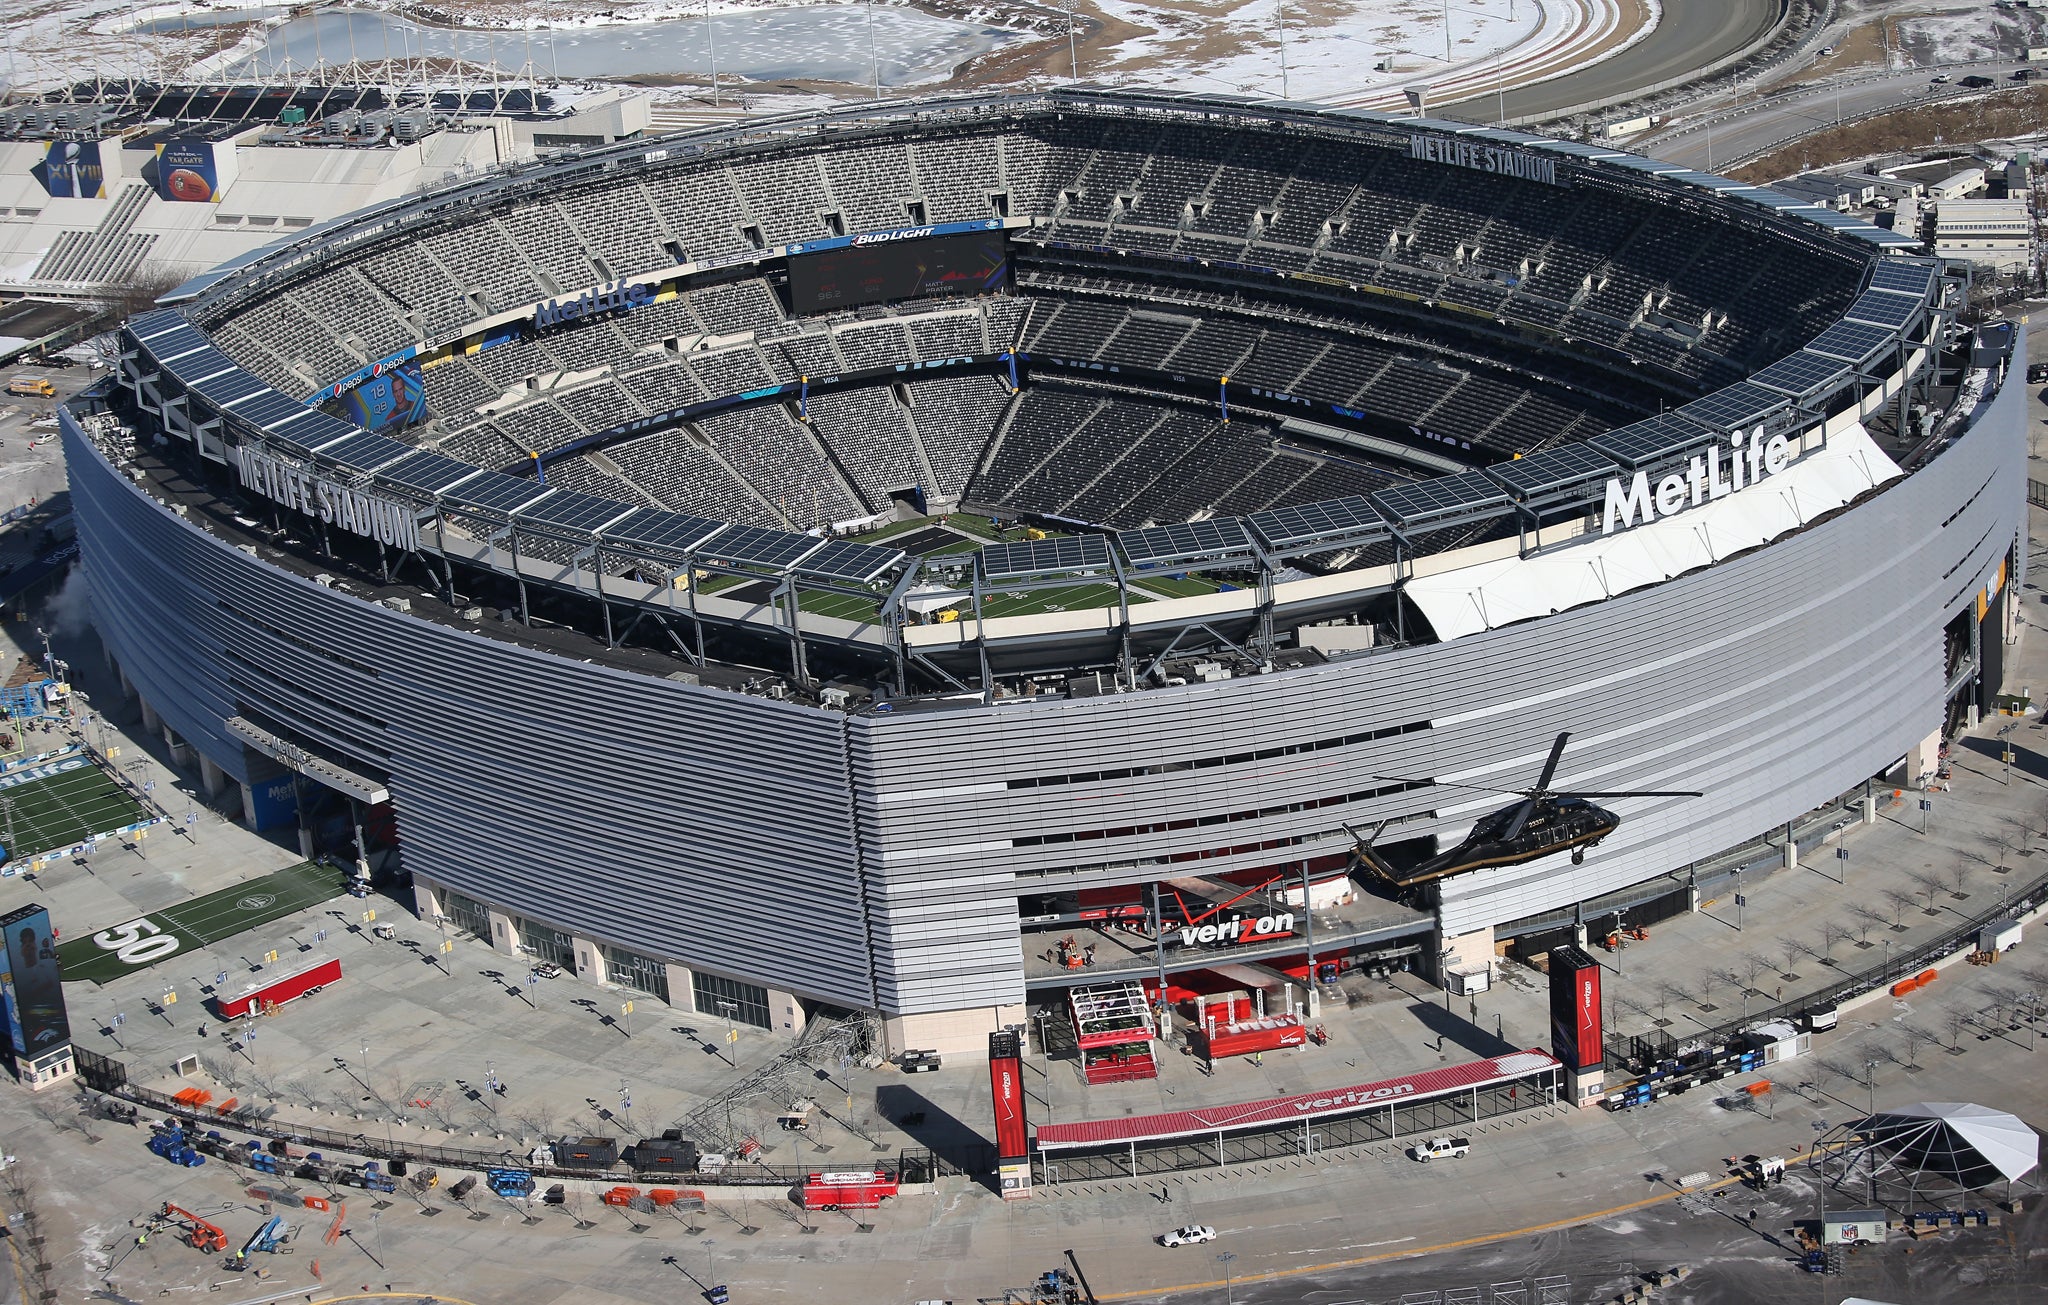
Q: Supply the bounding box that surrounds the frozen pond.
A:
[219,6,1024,86]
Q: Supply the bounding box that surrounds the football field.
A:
[0,755,150,860]
[55,860,348,984]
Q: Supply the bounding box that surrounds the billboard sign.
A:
[988,1030,1030,1198]
[1547,945,1603,1072]
[0,905,71,1058]
[246,775,300,832]
[337,358,429,432]
[153,137,234,203]
[788,229,1008,314]
[38,140,105,198]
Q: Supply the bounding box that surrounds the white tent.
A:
[1408,423,1901,642]
[1856,1101,2040,1189]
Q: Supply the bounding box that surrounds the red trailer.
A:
[799,1170,900,1211]
[1190,1014,1307,1060]
[218,957,342,1018]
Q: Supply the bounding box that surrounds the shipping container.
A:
[217,956,342,1018]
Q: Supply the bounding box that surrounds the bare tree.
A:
[1848,904,1886,945]
[1655,981,1685,1025]
[1950,859,1970,897]
[1740,949,1773,993]
[1894,1022,1933,1070]
[1778,936,1811,980]
[1882,888,1918,930]
[515,1103,559,1144]
[1943,1007,1974,1053]
[1990,830,2013,873]
[1820,920,1854,962]
[1908,868,1945,912]
[97,262,191,328]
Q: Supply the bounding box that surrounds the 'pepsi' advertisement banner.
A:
[38,140,104,198]
[314,345,421,405]
[337,359,429,432]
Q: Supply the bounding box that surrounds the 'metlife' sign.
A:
[1409,136,1559,186]
[233,444,422,553]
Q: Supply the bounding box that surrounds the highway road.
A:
[1638,62,2020,171]
[1440,0,1780,123]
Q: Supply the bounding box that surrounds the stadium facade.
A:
[67,89,2024,1052]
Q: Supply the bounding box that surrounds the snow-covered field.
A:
[3,0,1610,101]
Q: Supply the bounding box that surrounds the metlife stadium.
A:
[71,89,2023,1052]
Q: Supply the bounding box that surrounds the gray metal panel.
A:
[65,418,879,1013]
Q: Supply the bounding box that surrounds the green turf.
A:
[1130,575,1227,600]
[798,590,883,622]
[56,860,349,984]
[978,582,1146,620]
[0,758,150,860]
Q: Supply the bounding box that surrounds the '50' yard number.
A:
[91,920,182,965]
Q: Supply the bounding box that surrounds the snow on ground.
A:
[5,0,1588,100]
[1894,7,2044,68]
[1084,0,1562,103]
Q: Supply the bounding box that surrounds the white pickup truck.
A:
[1410,1135,1471,1162]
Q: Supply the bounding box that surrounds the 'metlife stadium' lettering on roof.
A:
[233,444,422,553]
[1408,137,1558,186]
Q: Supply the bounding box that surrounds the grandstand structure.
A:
[73,89,2026,1050]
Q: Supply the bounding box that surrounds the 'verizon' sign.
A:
[232,445,423,552]
[1409,136,1558,186]
[1601,429,1796,535]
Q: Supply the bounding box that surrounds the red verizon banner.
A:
[989,1031,1028,1161]
[1548,945,1603,1072]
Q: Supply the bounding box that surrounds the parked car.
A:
[531,962,564,978]
[1410,1136,1471,1162]
[1159,1224,1217,1247]
[1932,72,1951,83]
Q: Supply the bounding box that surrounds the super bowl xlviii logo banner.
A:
[232,444,423,553]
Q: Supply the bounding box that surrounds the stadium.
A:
[68,86,2024,1055]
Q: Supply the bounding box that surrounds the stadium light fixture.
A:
[868,0,881,99]
[705,0,721,107]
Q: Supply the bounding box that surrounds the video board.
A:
[788,231,1008,315]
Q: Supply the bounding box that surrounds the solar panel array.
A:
[446,472,553,517]
[1678,382,1784,431]
[603,508,726,558]
[982,535,1113,579]
[1487,443,1619,502]
[376,449,487,497]
[699,525,823,572]
[1117,519,1256,567]
[1804,320,1898,366]
[1589,413,1718,467]
[515,489,636,535]
[1843,292,1921,330]
[1868,261,1936,298]
[1247,496,1386,549]
[1372,472,1509,528]
[1748,351,1850,398]
[798,538,907,584]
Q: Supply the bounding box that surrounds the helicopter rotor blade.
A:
[1532,732,1570,794]
[1500,795,1539,842]
[1558,789,1704,799]
[1363,775,1544,798]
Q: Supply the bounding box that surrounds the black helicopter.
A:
[1348,732,1701,890]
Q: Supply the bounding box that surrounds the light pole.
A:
[1065,0,1078,81]
[704,0,719,106]
[717,998,739,1066]
[1275,0,1288,101]
[1218,1250,1237,1305]
[866,0,880,99]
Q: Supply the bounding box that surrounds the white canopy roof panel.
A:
[1408,424,1900,641]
